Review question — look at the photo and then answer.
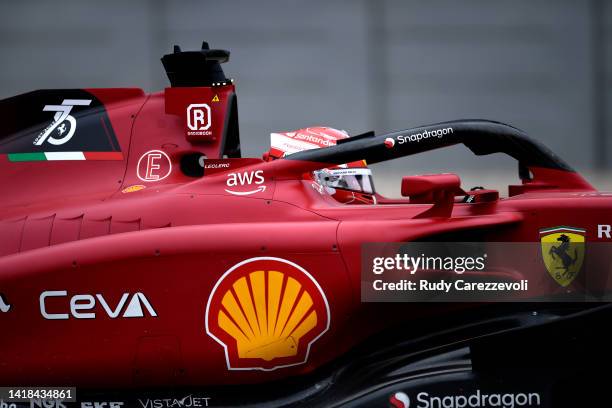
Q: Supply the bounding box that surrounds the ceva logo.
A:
[40,291,157,320]
[225,170,266,196]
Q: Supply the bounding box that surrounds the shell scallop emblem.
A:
[206,257,330,371]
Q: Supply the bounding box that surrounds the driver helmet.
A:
[265,126,376,204]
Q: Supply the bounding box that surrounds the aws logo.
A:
[206,257,330,371]
[225,170,266,196]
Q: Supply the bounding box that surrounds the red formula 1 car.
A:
[1,42,611,407]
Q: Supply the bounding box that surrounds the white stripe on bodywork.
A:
[44,151,86,160]
[61,99,92,106]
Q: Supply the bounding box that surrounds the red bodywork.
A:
[0,66,610,389]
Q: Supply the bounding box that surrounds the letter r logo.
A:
[187,103,211,130]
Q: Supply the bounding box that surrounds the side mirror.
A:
[401,173,464,218]
[401,173,463,200]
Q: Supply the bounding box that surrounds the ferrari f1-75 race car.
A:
[1,42,612,407]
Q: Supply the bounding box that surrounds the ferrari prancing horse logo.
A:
[206,257,330,371]
[540,226,585,287]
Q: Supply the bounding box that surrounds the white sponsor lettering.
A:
[138,395,210,408]
[328,168,372,177]
[137,150,172,182]
[396,127,453,145]
[293,133,336,146]
[415,390,541,408]
[204,162,230,169]
[40,291,157,320]
[34,99,92,146]
[225,170,266,196]
[187,104,212,136]
[598,224,611,239]
[81,402,124,408]
[31,400,66,408]
[270,133,326,156]
[226,170,264,186]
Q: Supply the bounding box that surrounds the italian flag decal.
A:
[7,151,123,162]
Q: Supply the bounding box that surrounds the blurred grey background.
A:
[1,0,611,195]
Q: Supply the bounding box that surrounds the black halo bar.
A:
[285,119,574,172]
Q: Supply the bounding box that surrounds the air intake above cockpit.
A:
[161,41,231,87]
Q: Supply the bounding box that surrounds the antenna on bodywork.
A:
[161,41,231,87]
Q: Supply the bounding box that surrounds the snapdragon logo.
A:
[397,127,453,144]
[414,390,541,408]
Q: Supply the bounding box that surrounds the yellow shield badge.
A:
[206,257,330,371]
[540,226,585,287]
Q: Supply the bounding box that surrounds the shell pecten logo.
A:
[206,257,330,371]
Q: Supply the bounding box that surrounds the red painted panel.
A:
[0,217,25,256]
[20,215,54,252]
